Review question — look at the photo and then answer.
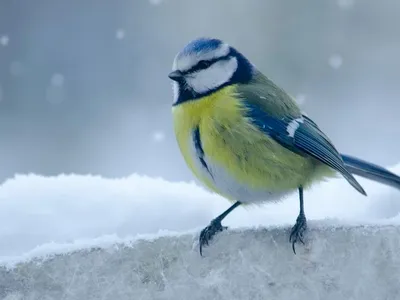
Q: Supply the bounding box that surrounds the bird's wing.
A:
[242,101,366,195]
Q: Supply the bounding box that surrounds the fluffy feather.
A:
[172,85,333,204]
[185,57,238,94]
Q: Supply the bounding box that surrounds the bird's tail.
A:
[341,154,400,190]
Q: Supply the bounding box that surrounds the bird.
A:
[168,37,400,256]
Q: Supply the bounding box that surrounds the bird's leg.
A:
[289,186,307,254]
[199,201,241,256]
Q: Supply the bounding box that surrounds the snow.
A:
[46,74,66,104]
[2,225,400,299]
[51,73,65,87]
[338,0,355,9]
[1,163,400,298]
[0,162,400,266]
[0,35,9,46]
[329,54,343,69]
[115,29,125,40]
[152,131,166,142]
[295,93,307,105]
[149,0,163,5]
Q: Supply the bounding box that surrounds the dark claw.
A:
[199,218,227,256]
[289,213,307,254]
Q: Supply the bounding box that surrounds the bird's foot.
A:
[199,218,227,256]
[289,213,307,254]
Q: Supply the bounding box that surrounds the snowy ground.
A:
[1,163,400,299]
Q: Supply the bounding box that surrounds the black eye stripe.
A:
[183,54,231,75]
[197,60,211,69]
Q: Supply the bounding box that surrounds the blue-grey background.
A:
[0,0,399,184]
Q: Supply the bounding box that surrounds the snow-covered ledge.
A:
[0,165,400,299]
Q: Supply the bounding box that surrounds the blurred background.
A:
[0,0,399,184]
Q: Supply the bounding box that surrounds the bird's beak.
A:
[168,70,183,81]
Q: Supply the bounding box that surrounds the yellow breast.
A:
[172,86,241,195]
[172,85,318,202]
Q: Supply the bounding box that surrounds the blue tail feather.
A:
[341,154,400,190]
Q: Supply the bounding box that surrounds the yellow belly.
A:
[172,85,331,203]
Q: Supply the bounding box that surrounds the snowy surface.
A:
[1,163,400,299]
[2,226,400,299]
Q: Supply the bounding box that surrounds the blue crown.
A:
[178,37,224,57]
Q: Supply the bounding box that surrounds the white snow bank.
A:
[2,226,400,300]
[1,162,400,266]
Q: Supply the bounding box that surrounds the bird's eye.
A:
[197,60,211,69]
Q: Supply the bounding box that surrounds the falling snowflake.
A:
[116,29,125,40]
[338,0,355,9]
[0,35,9,46]
[51,73,65,87]
[295,93,307,105]
[149,0,163,5]
[46,74,65,104]
[329,54,343,69]
[152,131,165,142]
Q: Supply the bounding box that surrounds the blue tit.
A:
[168,37,400,255]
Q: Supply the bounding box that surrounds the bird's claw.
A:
[199,218,227,256]
[289,213,307,254]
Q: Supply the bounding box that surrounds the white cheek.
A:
[185,57,238,94]
[172,82,179,104]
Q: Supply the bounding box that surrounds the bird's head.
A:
[169,37,254,105]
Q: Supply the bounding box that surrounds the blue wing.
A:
[244,102,366,195]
